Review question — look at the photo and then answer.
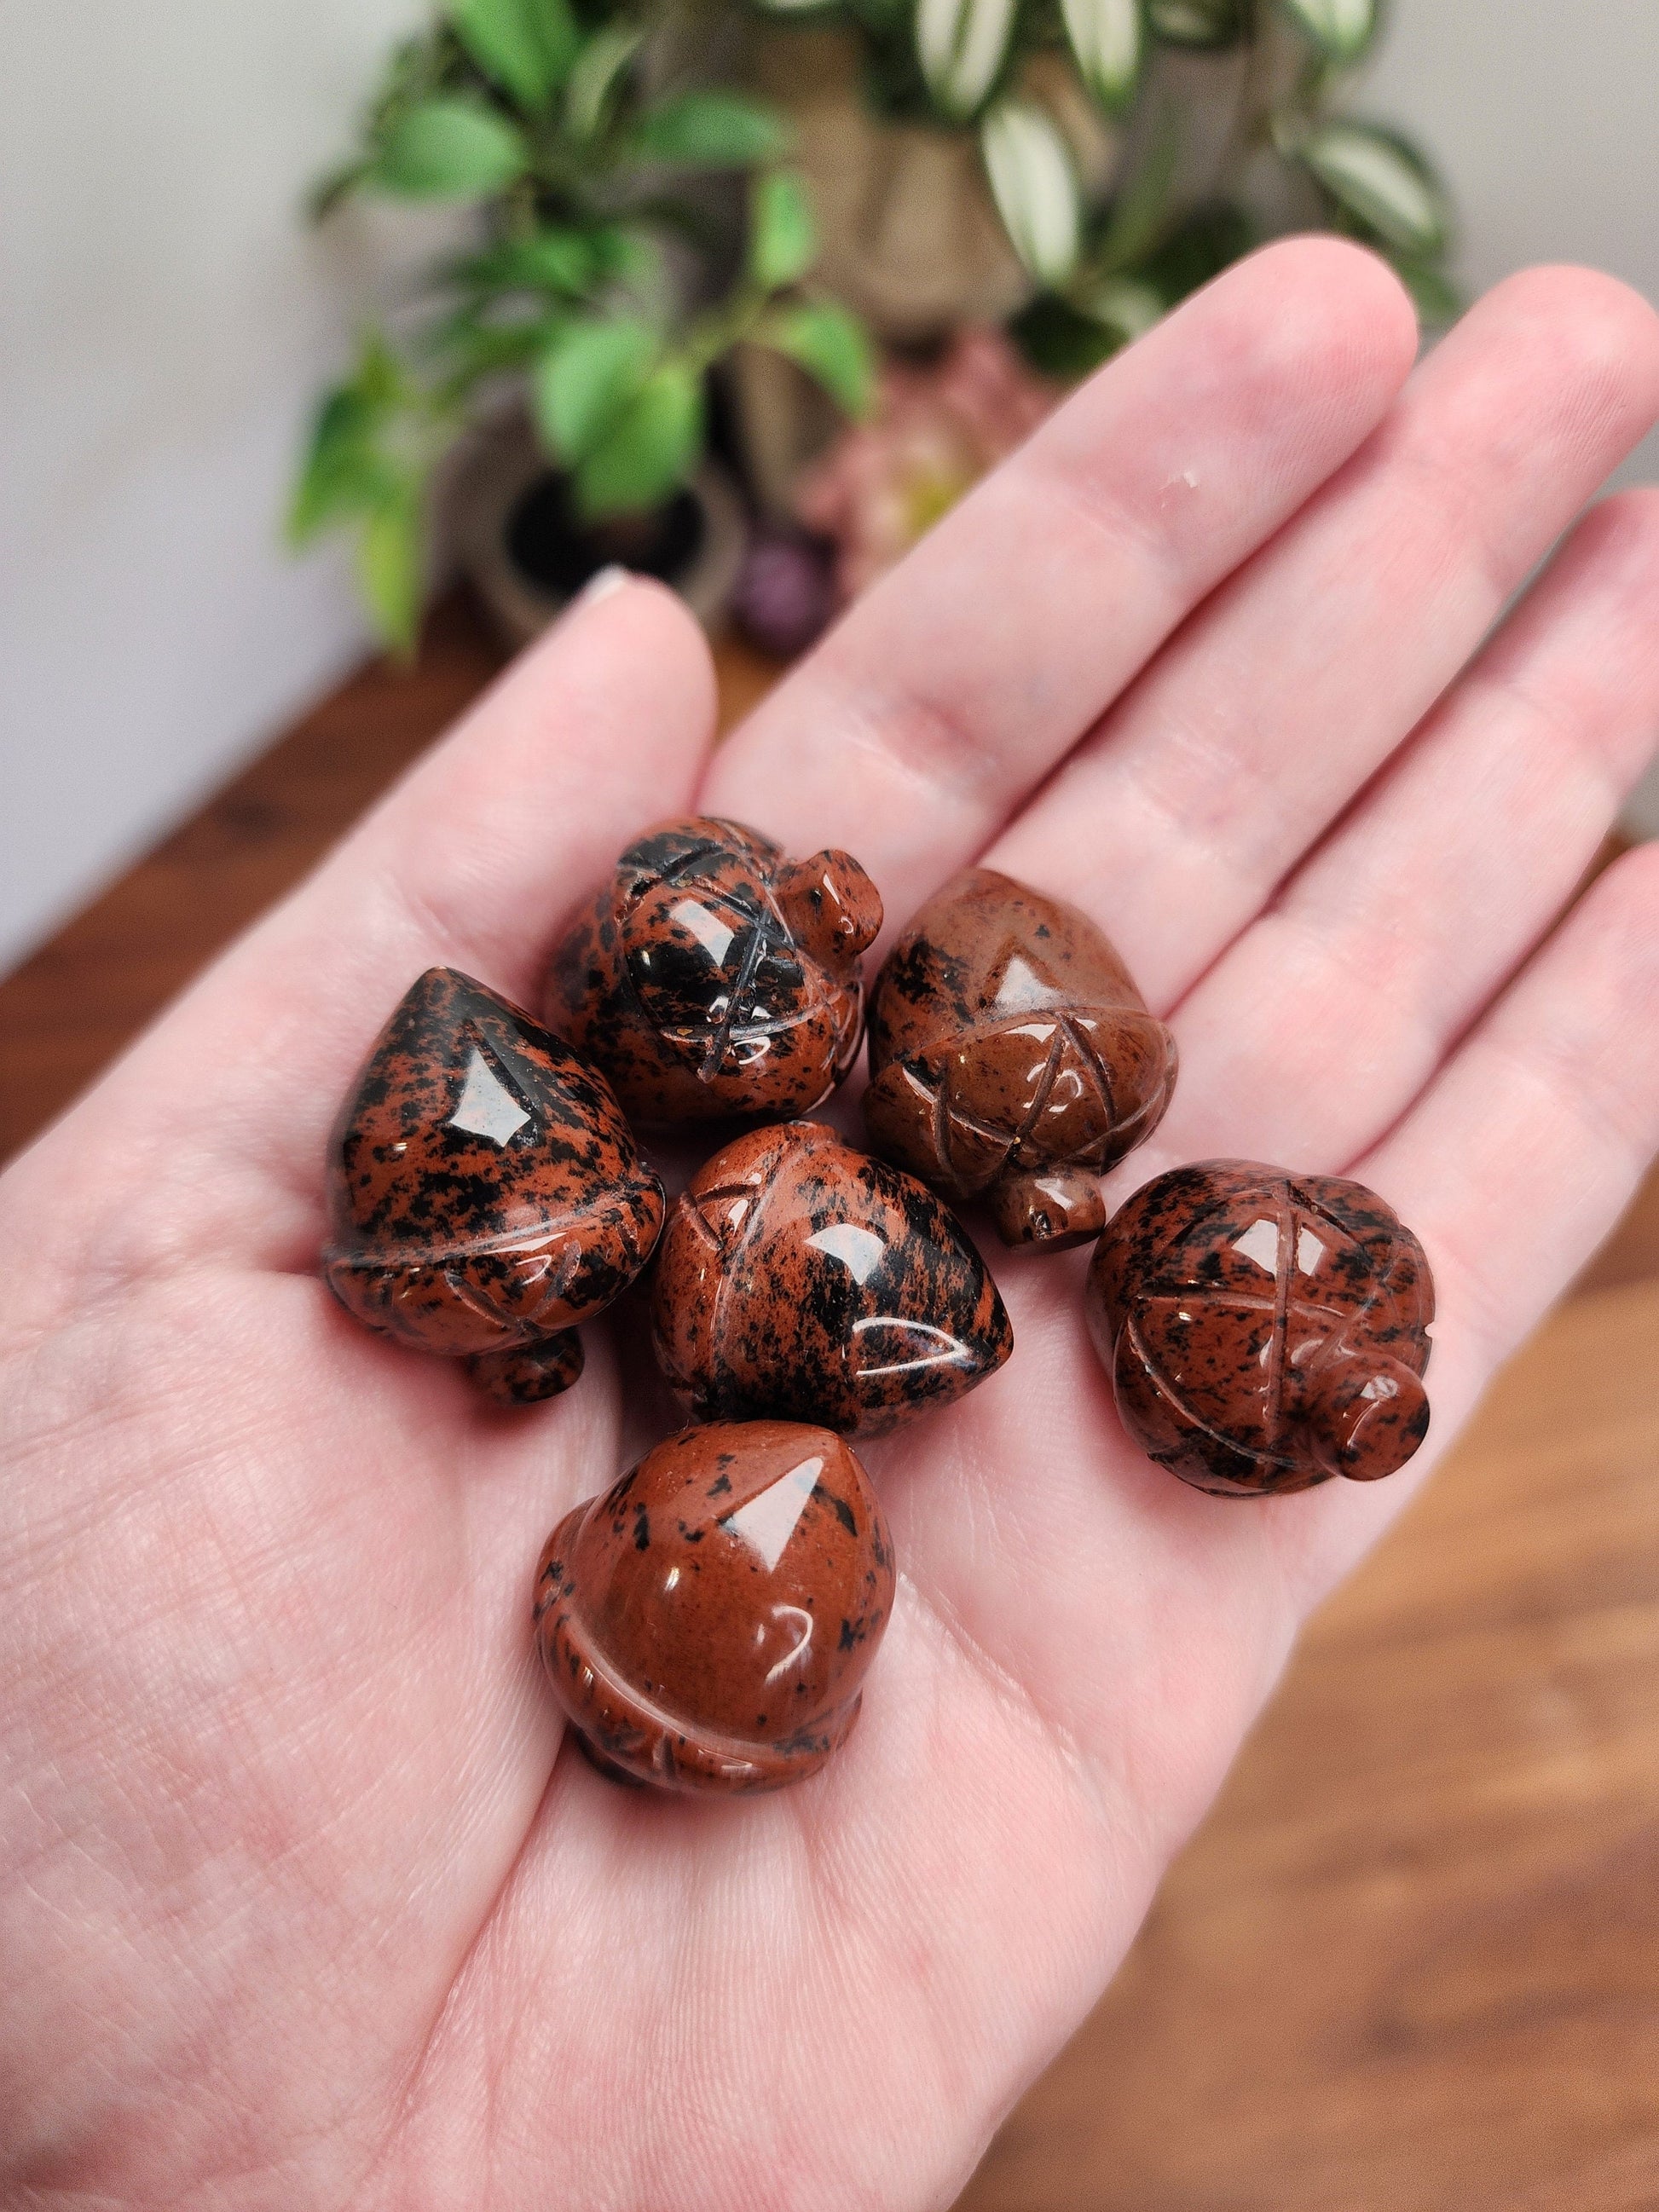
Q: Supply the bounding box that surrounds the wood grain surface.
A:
[3,590,1656,2208]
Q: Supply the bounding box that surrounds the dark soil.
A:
[506,472,706,598]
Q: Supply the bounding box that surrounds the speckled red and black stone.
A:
[534,1421,894,1793]
[543,816,882,1124]
[864,867,1176,1250]
[1085,1159,1435,1498]
[322,967,663,1395]
[652,1119,1014,1437]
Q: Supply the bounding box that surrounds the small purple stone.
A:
[731,525,837,661]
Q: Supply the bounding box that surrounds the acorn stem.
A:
[465,1328,585,1406]
[991,1168,1107,1250]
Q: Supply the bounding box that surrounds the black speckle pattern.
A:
[322,967,663,1400]
[1085,1159,1436,1497]
[542,816,882,1124]
[652,1118,1014,1437]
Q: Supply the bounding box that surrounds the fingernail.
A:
[575,563,630,610]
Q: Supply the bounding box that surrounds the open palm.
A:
[7,240,1659,2212]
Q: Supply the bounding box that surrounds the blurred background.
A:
[3,0,1657,972]
[3,5,1658,2206]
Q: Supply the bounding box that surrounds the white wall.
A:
[3,0,1657,972]
[0,0,426,972]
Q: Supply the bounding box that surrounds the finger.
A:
[700,238,1419,912]
[1282,842,1659,1611]
[7,580,717,1277]
[1127,488,1659,1185]
[993,266,1659,1008]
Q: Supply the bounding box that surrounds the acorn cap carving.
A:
[1084,1159,1435,1497]
[865,868,1176,1250]
[651,1119,1014,1437]
[534,1421,895,1793]
[322,967,663,1402]
[543,816,882,1124]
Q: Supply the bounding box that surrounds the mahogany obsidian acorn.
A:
[864,868,1176,1250]
[543,815,882,1124]
[534,1421,895,1793]
[652,1119,1014,1437]
[322,967,663,1405]
[1084,1160,1435,1498]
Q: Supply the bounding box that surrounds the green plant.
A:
[747,0,1458,374]
[291,0,873,651]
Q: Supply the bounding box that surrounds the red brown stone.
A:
[864,868,1176,1250]
[543,816,882,1124]
[534,1421,895,1793]
[1085,1160,1435,1497]
[652,1120,1014,1437]
[322,967,663,1405]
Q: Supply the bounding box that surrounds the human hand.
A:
[5,240,1659,2211]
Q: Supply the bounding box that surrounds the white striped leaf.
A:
[1298,119,1447,254]
[980,99,1083,287]
[1278,0,1375,61]
[1061,0,1144,114]
[916,0,1017,119]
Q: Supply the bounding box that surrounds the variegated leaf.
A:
[981,99,1083,287]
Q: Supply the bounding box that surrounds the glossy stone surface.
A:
[534,1421,895,1793]
[653,1119,1014,1437]
[544,816,882,1124]
[323,967,663,1401]
[1085,1160,1435,1498]
[864,868,1176,1251]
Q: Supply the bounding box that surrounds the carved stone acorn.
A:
[652,1119,1014,1437]
[534,1421,895,1794]
[322,967,663,1405]
[864,869,1177,1251]
[1084,1160,1435,1498]
[543,816,882,1124]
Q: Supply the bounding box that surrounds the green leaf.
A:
[631,89,790,168]
[1061,0,1144,115]
[452,228,598,297]
[431,309,561,395]
[749,170,818,290]
[525,0,581,91]
[373,96,529,198]
[1389,252,1463,327]
[1009,295,1121,378]
[448,0,552,109]
[1093,103,1179,272]
[356,488,425,657]
[307,158,373,223]
[563,24,642,140]
[1080,273,1167,341]
[1276,0,1374,61]
[760,299,875,416]
[916,0,1018,119]
[286,334,408,545]
[981,100,1083,288]
[288,391,397,544]
[1298,120,1448,254]
[574,363,705,517]
[533,315,656,463]
[1131,197,1256,299]
[1147,0,1245,47]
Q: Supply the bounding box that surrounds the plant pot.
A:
[454,410,748,651]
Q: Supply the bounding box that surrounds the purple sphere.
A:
[731,525,837,661]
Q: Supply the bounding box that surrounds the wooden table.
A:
[4,592,1657,2207]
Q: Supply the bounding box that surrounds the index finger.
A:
[699,237,1419,918]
